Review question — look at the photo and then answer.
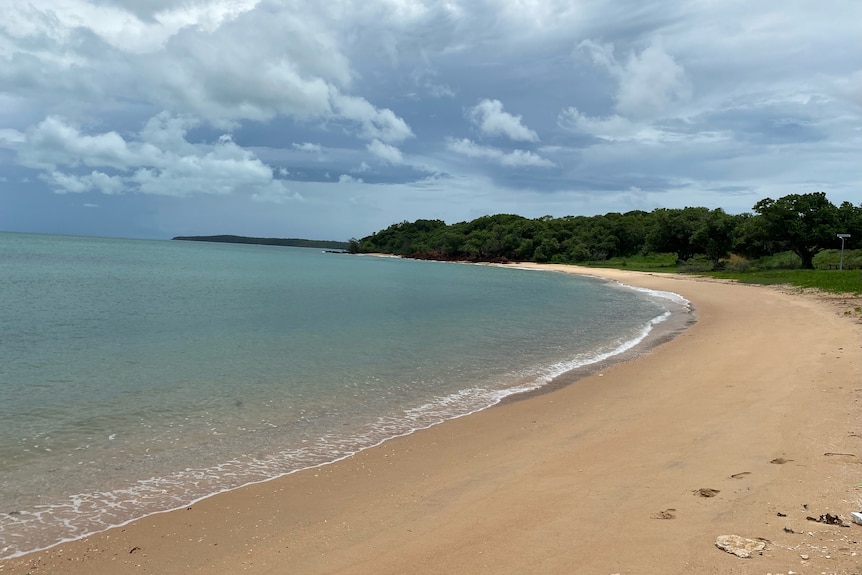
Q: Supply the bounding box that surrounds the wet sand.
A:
[1,265,860,574]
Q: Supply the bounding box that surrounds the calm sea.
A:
[0,232,689,558]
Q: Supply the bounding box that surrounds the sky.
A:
[1,1,860,241]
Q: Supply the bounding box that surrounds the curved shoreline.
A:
[498,272,695,405]
[2,265,859,574]
[0,262,689,561]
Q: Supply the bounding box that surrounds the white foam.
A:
[0,274,693,561]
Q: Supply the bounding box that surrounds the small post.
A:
[837,234,850,270]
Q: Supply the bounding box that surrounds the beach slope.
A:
[2,266,860,574]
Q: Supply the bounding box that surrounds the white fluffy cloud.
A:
[367,139,404,164]
[0,0,416,139]
[1,0,860,240]
[578,38,691,119]
[18,117,144,170]
[41,170,125,194]
[13,0,261,54]
[447,138,554,168]
[467,99,539,142]
[557,107,729,144]
[9,113,299,200]
[331,92,415,144]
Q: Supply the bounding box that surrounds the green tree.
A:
[691,209,737,268]
[752,192,840,269]
[731,213,771,259]
[837,201,862,248]
[646,207,710,263]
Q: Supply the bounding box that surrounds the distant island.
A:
[172,235,350,250]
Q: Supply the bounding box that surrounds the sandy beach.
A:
[1,265,860,574]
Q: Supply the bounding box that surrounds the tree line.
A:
[352,192,862,270]
[174,235,350,250]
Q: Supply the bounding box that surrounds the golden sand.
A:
[2,265,860,574]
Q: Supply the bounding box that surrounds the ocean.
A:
[0,232,689,559]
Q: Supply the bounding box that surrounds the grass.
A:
[580,250,862,295]
[581,253,679,272]
[706,269,862,295]
[707,249,862,294]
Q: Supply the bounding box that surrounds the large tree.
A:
[837,201,862,247]
[646,207,710,263]
[691,209,738,268]
[752,192,840,269]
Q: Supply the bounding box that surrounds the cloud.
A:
[40,171,92,194]
[447,138,554,168]
[293,142,322,153]
[19,117,147,170]
[2,0,861,241]
[330,92,414,144]
[467,99,539,142]
[143,47,336,125]
[250,185,304,204]
[578,38,690,119]
[427,83,455,98]
[367,139,403,164]
[10,0,261,54]
[557,107,727,144]
[10,113,300,200]
[0,129,27,145]
[830,70,862,107]
[407,68,456,99]
[139,113,199,154]
[1,1,418,139]
[85,170,124,195]
[338,174,363,184]
[558,108,635,141]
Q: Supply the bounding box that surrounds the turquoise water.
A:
[0,232,688,558]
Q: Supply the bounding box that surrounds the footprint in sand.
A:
[693,488,720,497]
[652,508,676,519]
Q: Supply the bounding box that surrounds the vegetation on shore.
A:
[577,252,862,294]
[353,192,862,295]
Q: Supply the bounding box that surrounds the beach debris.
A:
[851,511,862,525]
[770,457,792,464]
[694,488,721,498]
[730,471,751,479]
[800,554,809,560]
[715,535,766,558]
[129,546,142,554]
[806,513,845,526]
[777,512,787,517]
[783,526,796,533]
[652,508,676,519]
[824,452,856,457]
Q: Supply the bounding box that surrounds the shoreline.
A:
[0,263,689,562]
[497,269,695,406]
[2,265,860,574]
